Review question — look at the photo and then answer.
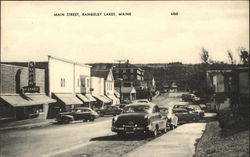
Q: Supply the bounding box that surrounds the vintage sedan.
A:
[111,103,168,137]
[173,108,199,124]
[188,104,205,118]
[95,106,123,117]
[56,107,99,124]
[159,106,178,130]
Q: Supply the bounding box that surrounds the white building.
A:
[90,76,111,108]
[48,56,93,112]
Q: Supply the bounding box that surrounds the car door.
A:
[154,106,165,130]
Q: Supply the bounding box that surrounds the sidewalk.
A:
[0,113,55,131]
[125,123,206,157]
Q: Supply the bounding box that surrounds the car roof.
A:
[75,107,91,109]
[126,102,157,108]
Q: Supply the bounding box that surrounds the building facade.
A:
[48,56,92,114]
[0,63,56,121]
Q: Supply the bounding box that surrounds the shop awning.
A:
[85,94,96,102]
[54,93,83,105]
[0,94,56,107]
[76,94,90,103]
[94,95,111,103]
[114,90,120,98]
[106,94,120,105]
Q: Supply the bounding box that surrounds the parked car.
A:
[132,99,150,103]
[95,106,123,117]
[56,107,99,124]
[173,108,199,124]
[199,104,207,112]
[111,103,168,137]
[159,106,178,130]
[188,104,205,118]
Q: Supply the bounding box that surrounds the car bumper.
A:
[111,126,148,133]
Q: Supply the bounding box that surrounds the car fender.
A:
[62,115,74,121]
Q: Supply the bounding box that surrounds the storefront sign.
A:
[21,61,40,93]
[28,61,36,86]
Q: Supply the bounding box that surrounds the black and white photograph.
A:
[0,1,249,157]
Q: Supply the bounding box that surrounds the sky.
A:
[1,1,249,64]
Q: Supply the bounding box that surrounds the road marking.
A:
[43,141,96,157]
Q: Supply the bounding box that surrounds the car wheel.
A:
[63,118,70,124]
[117,132,125,137]
[83,119,88,122]
[170,124,174,130]
[90,116,95,121]
[162,127,168,133]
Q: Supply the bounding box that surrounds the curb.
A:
[0,122,53,131]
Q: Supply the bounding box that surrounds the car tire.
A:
[83,119,88,122]
[90,116,95,121]
[63,118,70,124]
[170,124,174,130]
[162,127,168,133]
[117,132,125,137]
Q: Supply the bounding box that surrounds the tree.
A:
[227,50,236,65]
[238,47,249,66]
[200,48,209,64]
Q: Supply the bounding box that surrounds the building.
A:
[48,56,94,114]
[90,76,111,108]
[207,67,249,120]
[0,63,56,121]
[91,69,119,105]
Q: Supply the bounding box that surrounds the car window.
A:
[123,105,150,113]
[159,108,169,114]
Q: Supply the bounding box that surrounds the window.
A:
[130,69,134,73]
[61,78,65,87]
[123,75,128,80]
[77,78,79,87]
[81,79,85,87]
[86,79,90,88]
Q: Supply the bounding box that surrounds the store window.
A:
[61,78,65,87]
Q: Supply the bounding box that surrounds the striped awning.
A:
[85,94,96,102]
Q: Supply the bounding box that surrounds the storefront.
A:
[0,93,56,120]
[93,94,111,109]
[76,94,91,108]
[52,93,83,112]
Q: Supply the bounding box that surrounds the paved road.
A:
[0,92,208,157]
[0,117,114,157]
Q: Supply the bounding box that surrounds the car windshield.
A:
[159,108,169,114]
[188,105,201,110]
[173,109,187,113]
[123,105,151,113]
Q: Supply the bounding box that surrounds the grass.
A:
[194,121,249,157]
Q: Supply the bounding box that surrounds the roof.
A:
[116,87,136,93]
[48,56,91,68]
[144,71,154,80]
[91,69,110,79]
[126,102,156,107]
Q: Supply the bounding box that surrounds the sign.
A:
[28,61,36,86]
[22,86,40,93]
[21,61,40,93]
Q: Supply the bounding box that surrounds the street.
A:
[0,93,206,157]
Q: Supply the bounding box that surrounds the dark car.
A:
[111,103,168,137]
[56,107,99,124]
[95,106,123,117]
[173,108,199,124]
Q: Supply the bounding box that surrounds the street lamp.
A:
[117,78,123,103]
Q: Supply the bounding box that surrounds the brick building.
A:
[0,63,56,121]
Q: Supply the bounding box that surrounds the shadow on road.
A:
[90,133,155,141]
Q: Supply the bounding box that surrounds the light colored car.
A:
[132,99,150,103]
[159,106,178,129]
